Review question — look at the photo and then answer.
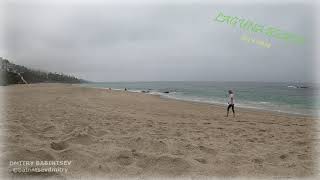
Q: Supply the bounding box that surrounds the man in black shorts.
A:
[226,90,235,117]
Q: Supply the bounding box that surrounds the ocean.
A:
[81,81,319,116]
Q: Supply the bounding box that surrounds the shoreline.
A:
[76,84,316,118]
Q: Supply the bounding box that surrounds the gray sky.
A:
[1,0,318,82]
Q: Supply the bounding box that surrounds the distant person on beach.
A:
[226,90,235,117]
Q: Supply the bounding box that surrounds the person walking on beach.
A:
[226,90,235,117]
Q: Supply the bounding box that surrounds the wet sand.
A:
[1,83,318,179]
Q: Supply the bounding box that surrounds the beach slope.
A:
[1,83,317,178]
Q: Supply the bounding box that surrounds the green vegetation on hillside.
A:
[0,57,85,86]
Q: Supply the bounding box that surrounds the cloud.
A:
[3,2,316,82]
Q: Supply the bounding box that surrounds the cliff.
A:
[0,57,85,86]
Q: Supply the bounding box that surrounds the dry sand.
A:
[1,83,318,179]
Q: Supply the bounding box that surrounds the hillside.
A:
[0,57,85,85]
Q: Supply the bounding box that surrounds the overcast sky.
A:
[1,0,318,82]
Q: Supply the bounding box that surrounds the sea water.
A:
[81,81,319,116]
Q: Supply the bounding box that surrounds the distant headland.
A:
[0,57,87,86]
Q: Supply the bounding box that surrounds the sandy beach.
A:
[1,83,318,179]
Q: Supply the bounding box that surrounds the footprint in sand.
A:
[115,150,134,166]
[128,138,168,154]
[149,140,168,153]
[63,126,96,145]
[8,149,55,162]
[258,129,267,132]
[294,140,308,146]
[50,141,69,151]
[198,145,217,155]
[138,155,191,176]
[86,126,108,137]
[246,137,258,143]
[252,158,264,164]
[57,149,94,169]
[65,134,95,146]
[42,125,57,132]
[297,154,309,160]
[135,153,155,169]
[280,154,288,160]
[194,158,207,164]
